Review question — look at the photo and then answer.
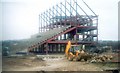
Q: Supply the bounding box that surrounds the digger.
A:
[65,41,92,61]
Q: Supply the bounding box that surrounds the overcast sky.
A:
[1,0,119,41]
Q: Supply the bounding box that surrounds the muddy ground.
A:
[2,53,120,71]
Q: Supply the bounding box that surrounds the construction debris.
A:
[91,55,113,63]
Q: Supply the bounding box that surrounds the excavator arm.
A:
[65,41,71,56]
[65,41,76,61]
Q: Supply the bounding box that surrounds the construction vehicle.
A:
[65,41,93,61]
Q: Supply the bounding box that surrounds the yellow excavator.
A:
[65,41,92,61]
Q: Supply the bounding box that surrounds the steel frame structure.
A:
[28,0,98,54]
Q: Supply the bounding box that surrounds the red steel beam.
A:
[48,40,96,44]
[47,26,76,42]
[77,26,97,29]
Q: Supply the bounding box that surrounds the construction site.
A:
[2,0,120,72]
[28,0,98,54]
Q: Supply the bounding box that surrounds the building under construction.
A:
[28,0,98,54]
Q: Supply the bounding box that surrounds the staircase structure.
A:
[28,0,98,54]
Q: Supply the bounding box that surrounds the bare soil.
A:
[2,53,119,71]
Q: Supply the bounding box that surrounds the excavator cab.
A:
[69,45,81,54]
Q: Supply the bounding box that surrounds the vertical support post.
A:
[36,46,38,53]
[63,44,64,53]
[60,4,62,27]
[43,12,46,32]
[39,45,41,53]
[41,14,42,32]
[46,11,50,30]
[39,14,40,33]
[54,44,56,53]
[59,2,66,27]
[46,43,48,54]
[65,0,67,26]
[76,0,77,17]
[43,44,45,54]
[35,47,37,53]
[60,35,61,40]
[64,34,66,40]
[70,0,71,16]
[56,44,58,53]
[44,12,47,31]
[58,44,59,53]
[45,11,48,31]
[42,45,43,54]
[76,0,78,25]
[41,45,42,53]
[37,46,39,53]
[75,0,78,45]
[56,5,58,28]
[42,14,44,32]
[51,44,53,53]
[52,6,55,28]
[53,44,55,53]
[96,16,98,43]
[61,44,62,53]
[48,9,51,30]
[27,47,30,54]
[75,29,78,45]
[34,47,36,53]
[70,0,72,25]
[60,44,61,52]
[49,9,52,30]
[45,12,47,31]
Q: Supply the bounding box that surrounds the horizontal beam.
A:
[48,40,97,44]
